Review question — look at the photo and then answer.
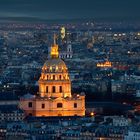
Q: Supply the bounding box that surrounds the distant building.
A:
[6,123,31,140]
[59,27,73,59]
[0,105,24,122]
[59,41,73,59]
[48,31,73,59]
[112,116,131,127]
[0,92,19,106]
[124,131,140,140]
[97,60,112,68]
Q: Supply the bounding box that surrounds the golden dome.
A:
[39,57,71,98]
[38,35,71,98]
[42,58,68,73]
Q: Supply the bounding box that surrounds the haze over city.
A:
[0,0,140,22]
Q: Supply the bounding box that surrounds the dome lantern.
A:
[50,34,59,59]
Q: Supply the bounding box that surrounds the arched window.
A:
[59,75,62,80]
[59,86,62,93]
[52,66,55,72]
[53,75,55,80]
[47,75,49,80]
[46,86,48,93]
[57,103,63,108]
[63,75,66,80]
[52,86,56,93]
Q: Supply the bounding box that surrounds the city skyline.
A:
[0,1,140,139]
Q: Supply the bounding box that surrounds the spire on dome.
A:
[53,34,57,45]
[50,34,59,58]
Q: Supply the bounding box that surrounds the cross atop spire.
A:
[53,34,57,45]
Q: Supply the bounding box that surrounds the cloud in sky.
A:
[0,0,139,21]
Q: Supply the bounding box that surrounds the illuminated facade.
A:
[20,36,85,117]
[60,27,66,39]
[97,61,112,68]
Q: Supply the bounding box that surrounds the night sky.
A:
[0,0,139,21]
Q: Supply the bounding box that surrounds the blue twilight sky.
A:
[0,0,139,21]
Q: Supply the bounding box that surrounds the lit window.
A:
[56,66,58,71]
[50,66,52,71]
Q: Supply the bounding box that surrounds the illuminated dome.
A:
[39,57,71,98]
[38,35,71,98]
[42,58,68,73]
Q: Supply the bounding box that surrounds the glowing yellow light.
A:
[56,66,58,71]
[50,45,59,58]
[50,66,52,71]
[97,61,112,68]
[50,34,59,58]
[61,27,66,39]
[77,94,80,97]
[90,112,95,116]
